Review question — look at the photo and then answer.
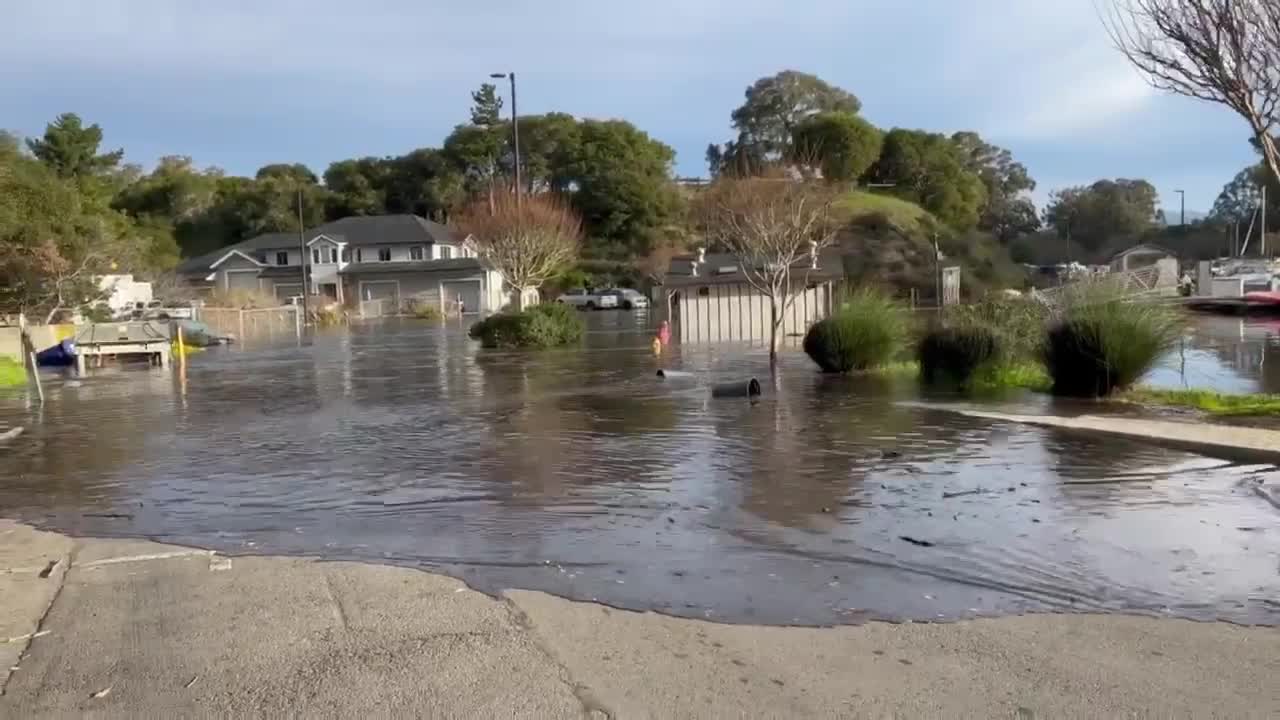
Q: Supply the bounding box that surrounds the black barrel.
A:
[710,378,762,398]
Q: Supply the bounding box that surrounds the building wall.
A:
[668,281,833,345]
[214,254,266,293]
[347,268,502,315]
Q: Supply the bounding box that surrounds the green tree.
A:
[950,131,1039,241]
[791,111,883,182]
[25,113,123,179]
[1043,179,1161,251]
[727,71,861,163]
[867,129,986,229]
[255,163,319,185]
[470,83,504,127]
[384,148,463,220]
[0,150,137,319]
[513,112,580,192]
[560,119,681,255]
[322,157,388,217]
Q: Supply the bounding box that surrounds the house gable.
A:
[208,249,265,270]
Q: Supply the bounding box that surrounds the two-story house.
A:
[176,214,525,315]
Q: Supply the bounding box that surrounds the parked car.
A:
[556,288,618,310]
[604,288,649,310]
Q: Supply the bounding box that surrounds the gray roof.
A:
[663,251,844,286]
[258,265,307,279]
[340,257,488,275]
[176,215,463,275]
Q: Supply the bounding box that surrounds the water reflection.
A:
[0,317,1277,626]
[1146,315,1280,394]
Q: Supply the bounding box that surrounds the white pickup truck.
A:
[556,288,618,310]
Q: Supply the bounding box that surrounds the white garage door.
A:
[441,281,481,315]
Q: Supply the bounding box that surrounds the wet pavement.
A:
[0,313,1278,626]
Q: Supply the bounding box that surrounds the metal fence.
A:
[195,306,301,341]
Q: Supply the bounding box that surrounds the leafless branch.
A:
[696,174,839,362]
[455,188,582,309]
[1101,0,1280,184]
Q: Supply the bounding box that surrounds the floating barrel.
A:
[711,378,762,398]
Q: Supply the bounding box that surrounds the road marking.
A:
[78,550,212,569]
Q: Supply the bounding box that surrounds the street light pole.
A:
[490,72,521,205]
[1174,189,1185,227]
[297,187,309,325]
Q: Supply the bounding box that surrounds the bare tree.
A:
[456,187,581,310]
[1102,0,1280,184]
[697,176,839,367]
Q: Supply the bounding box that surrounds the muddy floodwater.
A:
[1,313,1278,626]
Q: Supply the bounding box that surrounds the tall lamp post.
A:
[490,72,521,205]
[1174,189,1185,227]
[297,187,309,325]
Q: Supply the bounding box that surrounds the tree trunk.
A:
[515,286,527,312]
[768,298,780,370]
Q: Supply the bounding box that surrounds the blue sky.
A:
[1,0,1260,214]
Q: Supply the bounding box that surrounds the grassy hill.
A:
[832,190,1024,300]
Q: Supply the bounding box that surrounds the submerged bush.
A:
[917,325,998,386]
[943,296,1046,365]
[803,288,909,373]
[468,302,585,349]
[1043,288,1183,398]
[0,357,26,388]
[408,301,443,321]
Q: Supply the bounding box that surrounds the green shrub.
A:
[409,302,443,321]
[1043,288,1183,398]
[917,326,998,386]
[803,288,909,373]
[0,357,27,388]
[943,296,1046,365]
[468,303,584,349]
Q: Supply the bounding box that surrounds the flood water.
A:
[1,313,1278,626]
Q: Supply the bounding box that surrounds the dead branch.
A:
[1101,0,1280,183]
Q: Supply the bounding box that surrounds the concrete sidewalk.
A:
[953,409,1280,464]
[2,520,1278,718]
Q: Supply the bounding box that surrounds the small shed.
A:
[658,251,842,345]
[1109,244,1175,273]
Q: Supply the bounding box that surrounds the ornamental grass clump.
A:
[803,288,909,373]
[1043,286,1183,398]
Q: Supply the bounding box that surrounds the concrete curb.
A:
[947,408,1280,465]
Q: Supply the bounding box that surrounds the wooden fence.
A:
[195,306,301,342]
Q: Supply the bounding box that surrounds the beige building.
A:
[658,251,841,345]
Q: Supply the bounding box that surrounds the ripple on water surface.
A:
[1,316,1278,626]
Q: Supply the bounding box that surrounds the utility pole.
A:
[1175,189,1185,227]
[490,72,521,205]
[1263,184,1268,257]
[933,234,942,307]
[297,187,308,325]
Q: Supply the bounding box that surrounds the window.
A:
[254,252,267,264]
[340,247,350,263]
[378,247,391,262]
[276,251,289,266]
[410,246,424,261]
[355,248,363,263]
[312,249,320,264]
[440,246,454,260]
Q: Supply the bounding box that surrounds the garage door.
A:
[441,281,481,315]
[359,281,400,318]
[273,283,303,302]
[225,271,260,292]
